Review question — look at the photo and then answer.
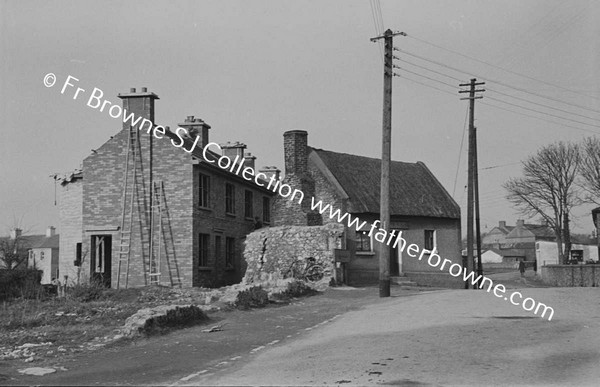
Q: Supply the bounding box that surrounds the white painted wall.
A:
[482,250,503,263]
[536,241,599,272]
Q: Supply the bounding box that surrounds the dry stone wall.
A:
[243,224,344,284]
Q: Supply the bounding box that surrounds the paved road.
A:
[4,276,600,386]
[186,286,600,386]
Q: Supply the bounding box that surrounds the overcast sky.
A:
[1,0,599,236]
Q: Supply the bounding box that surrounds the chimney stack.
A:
[259,166,281,181]
[178,116,211,148]
[499,221,506,228]
[283,130,308,175]
[243,152,256,172]
[46,226,56,237]
[221,141,247,163]
[516,219,525,227]
[117,87,159,131]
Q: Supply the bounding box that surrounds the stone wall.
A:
[541,264,600,287]
[242,224,344,284]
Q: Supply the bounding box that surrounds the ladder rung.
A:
[148,273,161,276]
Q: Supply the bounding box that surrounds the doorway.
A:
[390,232,401,276]
[90,235,112,287]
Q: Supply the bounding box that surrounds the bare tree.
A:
[504,141,581,264]
[0,230,29,269]
[579,137,600,204]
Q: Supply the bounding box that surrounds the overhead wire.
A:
[452,105,469,198]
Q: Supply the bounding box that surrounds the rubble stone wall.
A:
[242,224,344,284]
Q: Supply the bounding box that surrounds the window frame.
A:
[355,231,373,253]
[244,190,254,219]
[424,229,436,251]
[225,183,236,215]
[199,174,210,208]
[199,233,210,268]
[262,196,271,224]
[225,237,235,270]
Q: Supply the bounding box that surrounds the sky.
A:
[1,0,599,236]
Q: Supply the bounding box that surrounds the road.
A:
[4,273,600,386]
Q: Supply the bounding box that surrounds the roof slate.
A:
[310,147,460,219]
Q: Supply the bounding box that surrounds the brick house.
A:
[272,130,463,288]
[481,220,515,245]
[58,88,275,288]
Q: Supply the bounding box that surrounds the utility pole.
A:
[473,127,483,281]
[459,79,485,289]
[371,29,405,297]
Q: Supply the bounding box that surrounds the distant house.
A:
[481,248,503,264]
[27,227,60,284]
[536,240,599,271]
[482,221,514,245]
[272,130,463,288]
[505,219,555,244]
[0,227,60,284]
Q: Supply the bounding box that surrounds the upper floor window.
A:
[199,174,210,208]
[263,197,271,224]
[244,190,253,219]
[424,230,436,251]
[356,231,372,252]
[225,183,236,214]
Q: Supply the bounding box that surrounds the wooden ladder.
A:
[116,127,139,289]
[149,180,164,285]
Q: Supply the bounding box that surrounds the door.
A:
[90,235,112,287]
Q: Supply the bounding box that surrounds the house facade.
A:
[58,88,275,289]
[27,227,60,284]
[482,221,514,245]
[272,130,463,288]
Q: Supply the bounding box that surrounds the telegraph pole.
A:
[459,79,485,289]
[371,29,405,297]
[473,127,483,281]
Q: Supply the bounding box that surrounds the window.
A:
[40,251,45,260]
[424,230,436,250]
[199,174,210,208]
[75,243,82,266]
[225,237,235,269]
[215,236,221,263]
[225,183,235,214]
[199,233,210,267]
[244,190,253,219]
[263,197,271,223]
[355,231,372,252]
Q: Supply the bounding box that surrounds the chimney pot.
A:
[130,88,136,93]
[141,87,147,92]
[186,115,194,122]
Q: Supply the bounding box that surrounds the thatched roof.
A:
[310,147,460,219]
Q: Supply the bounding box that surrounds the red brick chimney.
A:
[117,87,159,131]
[243,152,256,172]
[221,142,247,163]
[259,166,281,181]
[283,130,308,176]
[178,116,211,148]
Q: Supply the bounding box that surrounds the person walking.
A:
[518,259,525,277]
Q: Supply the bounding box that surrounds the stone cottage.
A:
[57,88,276,288]
[272,130,463,288]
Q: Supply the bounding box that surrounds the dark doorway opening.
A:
[90,235,112,288]
[390,241,400,276]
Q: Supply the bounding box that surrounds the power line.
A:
[485,95,600,130]
[396,50,600,124]
[487,87,600,124]
[404,32,600,101]
[453,105,469,198]
[396,47,600,116]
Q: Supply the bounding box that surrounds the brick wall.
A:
[272,130,322,226]
[58,178,83,285]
